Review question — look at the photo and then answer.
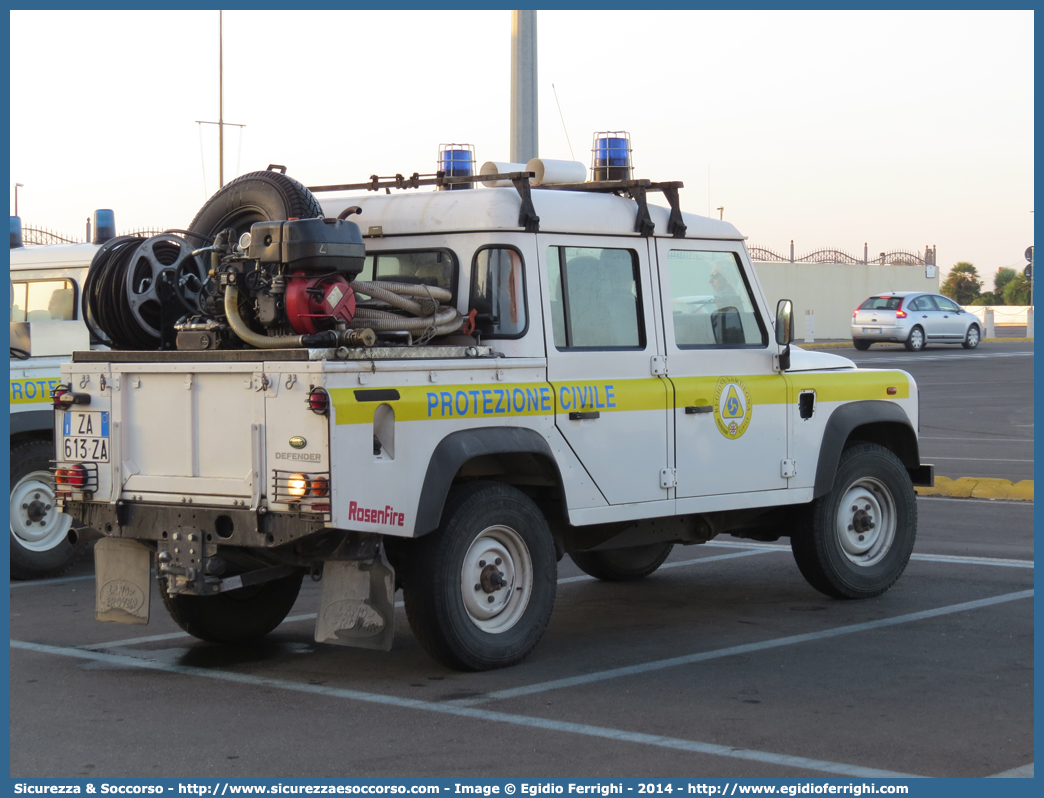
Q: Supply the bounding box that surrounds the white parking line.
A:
[10,573,94,589]
[988,763,1034,778]
[449,590,1032,706]
[850,352,1033,363]
[9,637,922,778]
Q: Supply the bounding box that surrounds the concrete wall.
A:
[752,262,941,340]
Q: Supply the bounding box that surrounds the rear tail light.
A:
[52,384,90,408]
[896,309,907,319]
[55,464,87,489]
[310,476,330,497]
[853,308,859,319]
[307,387,330,415]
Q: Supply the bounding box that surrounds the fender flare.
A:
[813,401,920,499]
[413,427,562,537]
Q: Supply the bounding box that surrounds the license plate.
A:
[862,328,882,335]
[62,411,110,462]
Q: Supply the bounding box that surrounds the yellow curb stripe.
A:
[915,477,1034,501]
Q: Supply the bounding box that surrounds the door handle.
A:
[685,405,713,414]
[568,411,600,420]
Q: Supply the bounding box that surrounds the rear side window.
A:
[547,246,644,349]
[359,250,458,298]
[469,247,527,338]
[11,278,77,321]
[859,296,903,310]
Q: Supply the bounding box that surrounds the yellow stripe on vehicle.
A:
[790,370,910,401]
[10,378,60,405]
[669,374,788,405]
[329,378,669,425]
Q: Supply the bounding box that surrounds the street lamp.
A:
[14,183,24,216]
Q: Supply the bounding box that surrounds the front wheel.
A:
[402,481,557,670]
[852,340,872,351]
[10,439,86,579]
[962,324,980,349]
[570,542,674,582]
[903,326,925,352]
[790,443,916,599]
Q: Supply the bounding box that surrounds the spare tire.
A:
[188,169,323,245]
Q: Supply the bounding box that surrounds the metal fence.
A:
[749,243,936,267]
[19,226,168,246]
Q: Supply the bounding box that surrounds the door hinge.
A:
[659,468,677,488]
[781,459,797,478]
[651,356,668,376]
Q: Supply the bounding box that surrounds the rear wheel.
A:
[903,326,925,352]
[962,324,980,349]
[10,439,86,580]
[852,340,872,351]
[791,443,916,599]
[570,542,674,582]
[402,481,557,670]
[158,571,303,644]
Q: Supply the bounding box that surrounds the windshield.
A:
[859,296,903,310]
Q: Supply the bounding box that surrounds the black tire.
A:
[402,481,557,671]
[790,443,916,599]
[187,170,324,244]
[962,324,981,349]
[570,542,674,582]
[10,439,87,580]
[903,326,925,352]
[158,571,303,644]
[852,340,872,351]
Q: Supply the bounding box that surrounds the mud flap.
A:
[94,538,152,624]
[314,551,395,651]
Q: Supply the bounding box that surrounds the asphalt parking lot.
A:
[9,341,1033,780]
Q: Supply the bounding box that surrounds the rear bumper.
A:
[62,500,330,549]
[852,324,907,342]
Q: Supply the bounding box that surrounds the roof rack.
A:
[307,172,687,239]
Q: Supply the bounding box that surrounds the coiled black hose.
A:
[81,236,157,349]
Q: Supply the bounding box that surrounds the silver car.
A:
[851,291,981,351]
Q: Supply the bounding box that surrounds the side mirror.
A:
[775,299,793,372]
[775,299,794,345]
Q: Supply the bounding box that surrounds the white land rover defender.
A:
[55,164,933,670]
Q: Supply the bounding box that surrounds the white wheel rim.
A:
[460,524,533,634]
[968,327,979,346]
[835,477,896,566]
[10,470,73,552]
[911,329,923,348]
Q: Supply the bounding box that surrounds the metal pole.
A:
[14,183,23,216]
[510,10,538,164]
[219,10,224,188]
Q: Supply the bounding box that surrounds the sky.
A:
[9,9,1035,282]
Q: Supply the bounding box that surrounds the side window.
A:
[909,296,933,311]
[667,251,766,347]
[547,246,644,349]
[933,295,960,312]
[12,279,76,321]
[470,247,526,338]
[359,250,458,298]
